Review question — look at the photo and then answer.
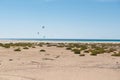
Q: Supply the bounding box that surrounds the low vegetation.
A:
[79,54,85,56]
[0,43,35,47]
[72,49,81,54]
[90,52,97,56]
[3,44,11,48]
[9,59,13,61]
[38,43,43,47]
[40,49,46,52]
[111,52,120,57]
[0,42,120,57]
[66,47,72,50]
[107,48,116,53]
[84,50,89,53]
[56,43,65,48]
[23,47,29,49]
[14,48,21,51]
[90,48,105,56]
[80,45,87,50]
[32,46,36,48]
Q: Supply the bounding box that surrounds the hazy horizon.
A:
[0,0,120,39]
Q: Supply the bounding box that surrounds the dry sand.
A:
[0,43,120,80]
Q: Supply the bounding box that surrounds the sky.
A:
[0,0,120,39]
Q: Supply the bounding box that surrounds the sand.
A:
[0,42,120,80]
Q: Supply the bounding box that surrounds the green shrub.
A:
[40,49,46,52]
[80,45,87,50]
[84,50,89,53]
[13,43,33,47]
[72,49,81,54]
[90,50,98,56]
[14,48,21,51]
[57,43,65,48]
[9,59,13,61]
[90,48,105,55]
[23,47,29,49]
[66,47,72,50]
[38,43,43,47]
[0,43,3,47]
[73,44,80,48]
[3,44,10,48]
[57,45,64,48]
[111,52,120,56]
[90,53,97,56]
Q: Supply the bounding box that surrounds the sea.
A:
[1,38,120,43]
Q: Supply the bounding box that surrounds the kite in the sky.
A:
[37,32,39,35]
[42,26,45,29]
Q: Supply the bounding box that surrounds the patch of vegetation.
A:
[107,48,116,53]
[90,53,97,56]
[0,43,3,47]
[32,46,36,48]
[57,45,64,48]
[40,49,46,52]
[38,43,44,47]
[84,50,89,53]
[80,45,87,50]
[14,48,21,51]
[3,44,11,48]
[13,43,34,47]
[56,43,65,48]
[90,50,98,56]
[79,54,85,56]
[72,49,81,54]
[46,43,52,47]
[23,47,29,49]
[9,59,13,61]
[111,52,120,57]
[66,47,72,50]
[90,47,106,55]
[73,44,80,48]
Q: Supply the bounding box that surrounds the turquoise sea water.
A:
[1,38,120,43]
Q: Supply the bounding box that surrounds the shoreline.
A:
[1,40,120,43]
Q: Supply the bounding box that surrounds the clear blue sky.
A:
[0,0,120,39]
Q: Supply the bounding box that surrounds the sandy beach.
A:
[1,0,120,79]
[0,41,120,80]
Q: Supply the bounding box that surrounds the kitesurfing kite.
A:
[42,26,45,29]
[37,32,39,35]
